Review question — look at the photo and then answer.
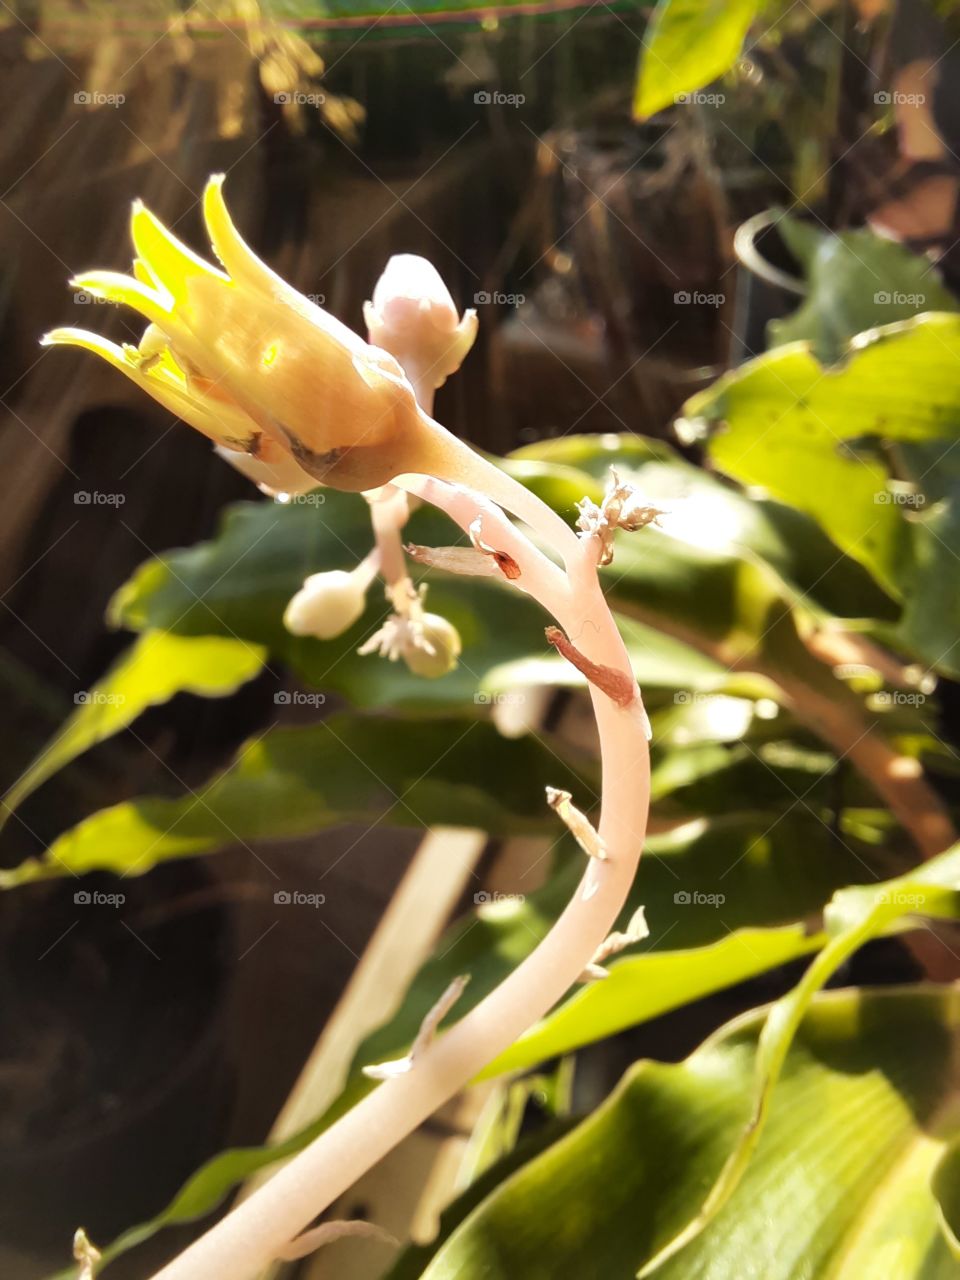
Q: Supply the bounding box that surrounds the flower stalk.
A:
[42,179,651,1278]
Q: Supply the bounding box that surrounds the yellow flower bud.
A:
[42,177,452,492]
[402,612,462,678]
[284,569,367,640]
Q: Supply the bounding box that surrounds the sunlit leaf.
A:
[770,216,957,362]
[1,717,587,885]
[0,632,265,828]
[411,986,960,1279]
[634,0,758,119]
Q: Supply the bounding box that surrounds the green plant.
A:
[16,129,960,1280]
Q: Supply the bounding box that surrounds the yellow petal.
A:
[69,270,170,327]
[41,326,261,451]
[202,175,373,359]
[130,200,228,308]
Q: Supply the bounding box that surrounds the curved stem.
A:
[412,414,583,564]
[151,487,650,1280]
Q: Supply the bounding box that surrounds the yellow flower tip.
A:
[39,326,125,361]
[201,172,274,297]
[129,201,227,305]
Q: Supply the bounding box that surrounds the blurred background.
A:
[2,1,960,1276]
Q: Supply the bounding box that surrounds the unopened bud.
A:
[284,569,367,640]
[364,255,478,391]
[402,611,462,678]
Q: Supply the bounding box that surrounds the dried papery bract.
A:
[362,974,470,1080]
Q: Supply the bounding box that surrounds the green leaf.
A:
[109,490,725,710]
[636,841,960,1272]
[895,444,960,679]
[769,217,957,362]
[478,924,820,1079]
[413,986,960,1280]
[0,632,265,828]
[687,313,960,601]
[634,0,758,119]
[516,433,894,623]
[932,1139,960,1259]
[1,716,586,885]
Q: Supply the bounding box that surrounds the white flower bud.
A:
[402,612,462,678]
[363,255,478,391]
[284,569,367,640]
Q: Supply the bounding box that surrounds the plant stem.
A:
[150,478,650,1280]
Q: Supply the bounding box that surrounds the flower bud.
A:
[363,255,478,391]
[402,612,461,678]
[284,569,367,640]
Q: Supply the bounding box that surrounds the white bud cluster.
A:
[576,468,664,565]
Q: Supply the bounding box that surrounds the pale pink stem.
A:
[365,486,410,593]
[150,472,650,1280]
